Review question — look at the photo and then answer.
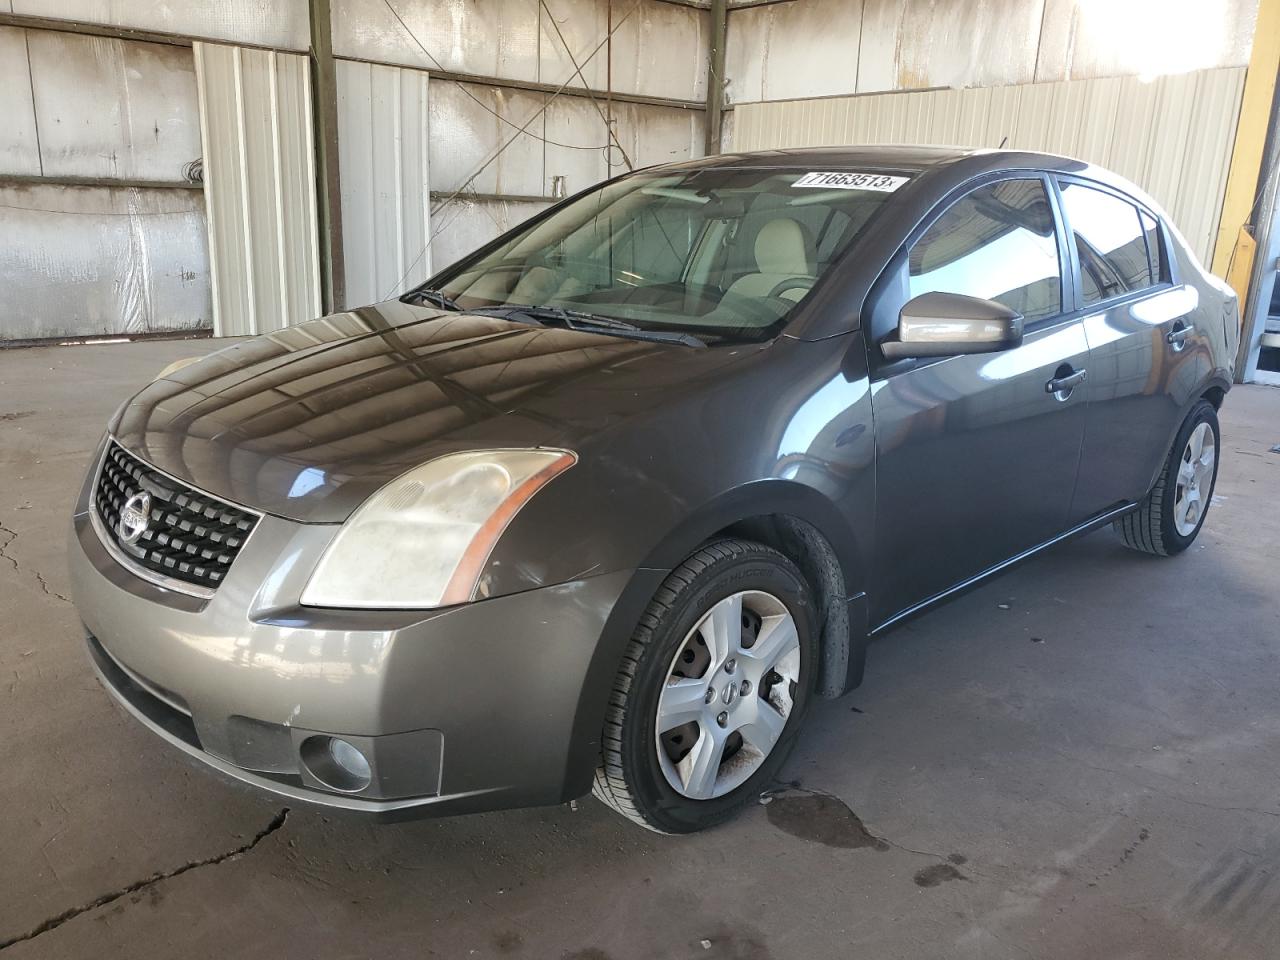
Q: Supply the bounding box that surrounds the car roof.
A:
[675,144,987,171]
[655,144,1165,218]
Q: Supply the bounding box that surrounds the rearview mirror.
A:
[880,292,1023,360]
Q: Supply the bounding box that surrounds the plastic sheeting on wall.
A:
[14,0,309,51]
[723,0,1258,104]
[0,183,210,341]
[730,67,1247,266]
[427,197,550,272]
[334,0,707,102]
[194,42,321,337]
[16,29,203,183]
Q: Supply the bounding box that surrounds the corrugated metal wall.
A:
[194,42,321,337]
[730,67,1247,266]
[337,60,432,306]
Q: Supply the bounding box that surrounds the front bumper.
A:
[69,483,635,820]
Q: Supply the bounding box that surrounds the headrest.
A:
[754,218,813,276]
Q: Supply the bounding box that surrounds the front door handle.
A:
[1046,368,1088,395]
[1167,321,1193,348]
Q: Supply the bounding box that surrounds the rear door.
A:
[865,175,1090,625]
[1054,178,1199,517]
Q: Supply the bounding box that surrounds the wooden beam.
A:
[308,0,345,313]
[1211,0,1280,284]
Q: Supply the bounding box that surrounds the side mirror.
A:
[880,292,1023,360]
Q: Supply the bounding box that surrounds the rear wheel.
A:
[1113,399,1220,556]
[592,539,817,833]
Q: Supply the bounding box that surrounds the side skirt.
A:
[869,502,1138,637]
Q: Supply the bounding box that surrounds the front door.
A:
[865,176,1089,625]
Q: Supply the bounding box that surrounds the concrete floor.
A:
[1,339,1278,960]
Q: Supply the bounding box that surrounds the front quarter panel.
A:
[479,334,876,601]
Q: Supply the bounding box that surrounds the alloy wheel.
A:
[654,590,801,800]
[1173,421,1216,537]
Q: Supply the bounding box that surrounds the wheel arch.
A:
[1141,374,1230,496]
[560,480,868,801]
[1200,380,1228,410]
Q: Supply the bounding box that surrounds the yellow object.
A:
[1211,0,1280,278]
[1224,226,1258,310]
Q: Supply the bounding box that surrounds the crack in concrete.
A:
[0,808,288,951]
[1048,747,1280,821]
[0,523,71,604]
[33,570,71,604]
[0,525,18,574]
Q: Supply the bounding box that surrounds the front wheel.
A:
[1113,399,1220,556]
[592,540,818,833]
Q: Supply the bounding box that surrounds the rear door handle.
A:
[1167,322,1193,346]
[1046,369,1087,394]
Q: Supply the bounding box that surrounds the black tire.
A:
[592,539,818,834]
[1113,399,1220,556]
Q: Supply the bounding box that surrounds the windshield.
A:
[424,167,909,341]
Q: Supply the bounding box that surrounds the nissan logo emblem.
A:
[117,491,152,545]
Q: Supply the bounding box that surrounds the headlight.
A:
[300,449,576,609]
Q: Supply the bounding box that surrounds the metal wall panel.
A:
[1035,0,1258,83]
[536,0,707,101]
[416,89,703,280]
[428,80,548,197]
[21,30,201,182]
[12,0,309,50]
[0,27,41,176]
[427,198,549,271]
[0,184,209,340]
[337,60,432,306]
[334,0,707,101]
[724,1,861,104]
[425,76,701,198]
[336,0,540,86]
[610,99,704,169]
[725,0,1258,104]
[194,42,321,336]
[730,67,1247,264]
[860,0,1044,92]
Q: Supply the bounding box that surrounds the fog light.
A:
[329,738,371,781]
[299,735,372,792]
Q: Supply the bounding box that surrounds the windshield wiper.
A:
[400,288,463,311]
[472,305,706,349]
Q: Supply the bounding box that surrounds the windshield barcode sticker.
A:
[792,172,909,192]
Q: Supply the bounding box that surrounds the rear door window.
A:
[908,178,1062,324]
[1059,182,1155,304]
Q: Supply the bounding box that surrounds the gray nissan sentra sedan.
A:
[70,147,1239,833]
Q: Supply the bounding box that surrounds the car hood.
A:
[112,301,755,522]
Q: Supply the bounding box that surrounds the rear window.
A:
[1060,182,1156,304]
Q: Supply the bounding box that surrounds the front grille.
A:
[93,441,260,592]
